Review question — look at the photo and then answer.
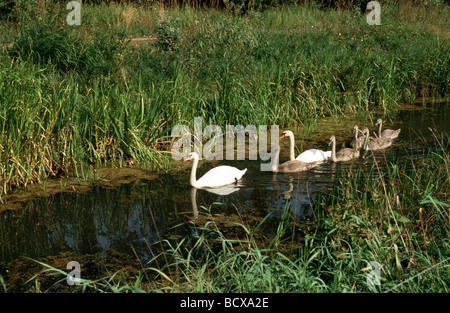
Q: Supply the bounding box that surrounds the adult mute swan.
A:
[270,144,318,173]
[362,128,393,151]
[329,135,360,162]
[183,152,247,188]
[375,118,401,140]
[279,130,331,163]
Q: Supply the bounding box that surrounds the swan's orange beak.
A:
[279,134,285,139]
[183,158,189,162]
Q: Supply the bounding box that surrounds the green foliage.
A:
[155,18,181,52]
[23,136,449,293]
[0,0,15,20]
[10,20,126,79]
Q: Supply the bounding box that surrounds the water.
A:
[0,103,448,290]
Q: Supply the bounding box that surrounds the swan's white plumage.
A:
[193,165,246,188]
[296,149,331,162]
[184,152,247,188]
[280,130,330,163]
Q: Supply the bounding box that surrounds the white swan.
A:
[183,152,247,188]
[375,118,401,140]
[279,130,331,163]
[270,144,318,173]
[329,135,360,162]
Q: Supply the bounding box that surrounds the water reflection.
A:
[0,180,181,264]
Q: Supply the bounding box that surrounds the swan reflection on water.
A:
[189,185,241,218]
[267,173,317,221]
[189,171,319,223]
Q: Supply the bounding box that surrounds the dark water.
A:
[0,103,448,290]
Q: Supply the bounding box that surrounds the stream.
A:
[0,103,448,291]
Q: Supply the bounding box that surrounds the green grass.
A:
[0,2,448,196]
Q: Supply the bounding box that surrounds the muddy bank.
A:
[0,166,159,213]
[2,250,143,293]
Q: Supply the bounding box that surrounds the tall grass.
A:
[0,2,448,195]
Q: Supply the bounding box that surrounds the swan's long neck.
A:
[271,146,280,172]
[378,120,382,137]
[331,139,337,162]
[363,130,370,149]
[189,154,199,187]
[289,135,296,161]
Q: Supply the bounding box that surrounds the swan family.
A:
[183,118,401,188]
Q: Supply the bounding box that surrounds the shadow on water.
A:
[0,103,448,291]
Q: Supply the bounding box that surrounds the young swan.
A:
[329,135,360,162]
[350,125,366,150]
[375,118,401,140]
[270,144,318,173]
[279,130,331,163]
[362,127,393,151]
[184,152,247,188]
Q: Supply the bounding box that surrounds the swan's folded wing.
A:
[296,149,331,162]
[196,166,246,188]
[278,160,317,173]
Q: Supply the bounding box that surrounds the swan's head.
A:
[328,135,336,146]
[375,118,382,126]
[352,125,359,134]
[183,152,199,162]
[279,130,294,139]
[361,127,370,136]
